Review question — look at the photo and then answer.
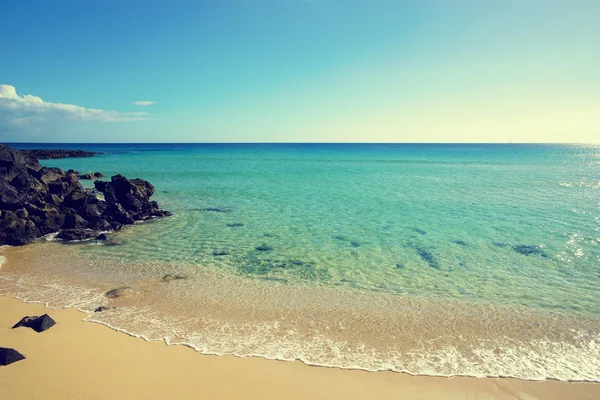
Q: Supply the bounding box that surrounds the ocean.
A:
[1,143,599,381]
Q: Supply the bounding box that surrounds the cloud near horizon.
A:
[0,84,148,136]
[133,101,154,106]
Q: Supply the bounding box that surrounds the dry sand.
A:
[1,296,599,400]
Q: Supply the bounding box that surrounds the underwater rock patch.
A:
[212,250,230,256]
[416,248,441,269]
[255,245,273,252]
[413,228,427,235]
[202,207,233,213]
[452,240,467,246]
[512,244,548,257]
[226,222,244,227]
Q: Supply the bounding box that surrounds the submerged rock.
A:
[212,250,230,256]
[162,274,187,282]
[395,263,405,270]
[350,241,361,248]
[12,314,56,333]
[226,222,244,227]
[452,240,467,246]
[202,207,233,213]
[413,228,427,235]
[94,306,112,313]
[255,245,273,252]
[105,286,133,299]
[416,248,441,269]
[0,348,26,366]
[512,244,548,257]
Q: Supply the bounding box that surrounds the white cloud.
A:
[0,84,148,134]
[133,101,154,106]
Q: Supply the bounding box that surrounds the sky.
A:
[0,0,599,143]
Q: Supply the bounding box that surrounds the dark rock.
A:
[15,207,28,219]
[493,242,507,247]
[96,233,108,241]
[213,250,230,256]
[512,244,548,257]
[0,210,41,245]
[226,222,244,227]
[21,149,99,159]
[0,145,170,246]
[350,241,361,248]
[416,248,440,269]
[0,348,26,366]
[413,228,427,235]
[93,172,103,178]
[105,287,133,299]
[255,245,273,252]
[395,263,405,270]
[62,213,89,229]
[202,207,233,213]
[162,274,187,282]
[452,240,467,246]
[12,314,56,332]
[79,173,94,180]
[57,228,98,241]
[94,306,111,312]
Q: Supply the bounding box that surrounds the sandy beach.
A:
[0,296,598,400]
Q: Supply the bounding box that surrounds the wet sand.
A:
[1,296,598,400]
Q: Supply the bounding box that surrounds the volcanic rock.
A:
[12,314,56,332]
[0,348,26,366]
[0,145,171,246]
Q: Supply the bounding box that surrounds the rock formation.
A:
[21,149,99,159]
[0,144,171,245]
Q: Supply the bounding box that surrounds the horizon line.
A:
[3,141,599,145]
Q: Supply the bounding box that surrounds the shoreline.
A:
[1,296,599,400]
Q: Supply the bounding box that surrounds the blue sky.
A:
[1,0,599,143]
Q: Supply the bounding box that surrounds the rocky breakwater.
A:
[21,149,99,159]
[0,144,171,245]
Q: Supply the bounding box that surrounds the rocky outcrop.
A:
[12,314,56,332]
[0,348,25,366]
[0,144,171,246]
[21,149,99,159]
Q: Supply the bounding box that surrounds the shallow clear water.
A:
[1,143,599,380]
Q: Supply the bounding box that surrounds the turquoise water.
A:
[1,143,600,380]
